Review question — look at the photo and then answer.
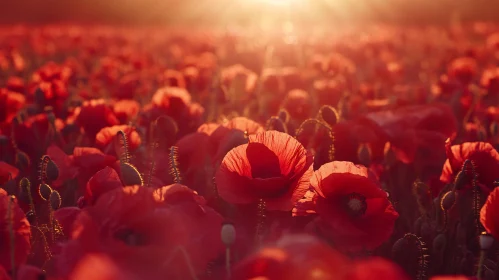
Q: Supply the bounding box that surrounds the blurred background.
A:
[1,0,498,26]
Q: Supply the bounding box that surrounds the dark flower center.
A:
[343,192,367,217]
[114,228,148,246]
[246,143,282,179]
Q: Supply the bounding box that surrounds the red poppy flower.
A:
[313,78,345,107]
[480,187,499,241]
[0,162,19,186]
[230,234,350,280]
[0,265,9,280]
[47,144,78,187]
[448,57,477,85]
[481,67,499,96]
[54,207,82,237]
[68,147,117,192]
[347,257,410,280]
[220,64,257,96]
[281,89,312,121]
[301,161,398,252]
[441,142,499,191]
[68,254,131,280]
[0,89,25,124]
[95,125,141,153]
[5,76,25,93]
[74,99,120,140]
[366,103,457,166]
[56,185,223,280]
[113,100,140,124]
[83,167,123,206]
[216,130,313,211]
[0,190,31,271]
[209,117,264,164]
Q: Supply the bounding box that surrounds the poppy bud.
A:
[153,115,179,148]
[45,106,55,124]
[440,191,457,211]
[15,150,30,171]
[432,234,447,253]
[392,237,409,257]
[49,190,62,210]
[34,87,46,106]
[479,232,494,251]
[266,117,287,133]
[25,210,36,225]
[383,142,397,166]
[477,126,487,141]
[318,105,339,127]
[2,178,16,196]
[45,160,59,182]
[38,183,52,201]
[490,121,499,138]
[77,196,86,208]
[456,222,467,246]
[453,170,468,190]
[0,135,8,145]
[120,163,144,186]
[357,143,372,166]
[221,223,236,246]
[278,109,290,124]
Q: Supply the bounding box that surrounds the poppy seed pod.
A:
[221,223,236,246]
[440,191,457,211]
[479,232,495,251]
[120,163,144,186]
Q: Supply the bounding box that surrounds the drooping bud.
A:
[221,223,236,246]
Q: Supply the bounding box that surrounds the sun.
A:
[257,0,297,6]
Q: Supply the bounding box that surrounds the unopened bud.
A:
[440,191,457,211]
[221,223,236,246]
[479,232,495,251]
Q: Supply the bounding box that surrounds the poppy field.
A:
[1,22,499,279]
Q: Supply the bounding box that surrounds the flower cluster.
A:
[0,23,499,279]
